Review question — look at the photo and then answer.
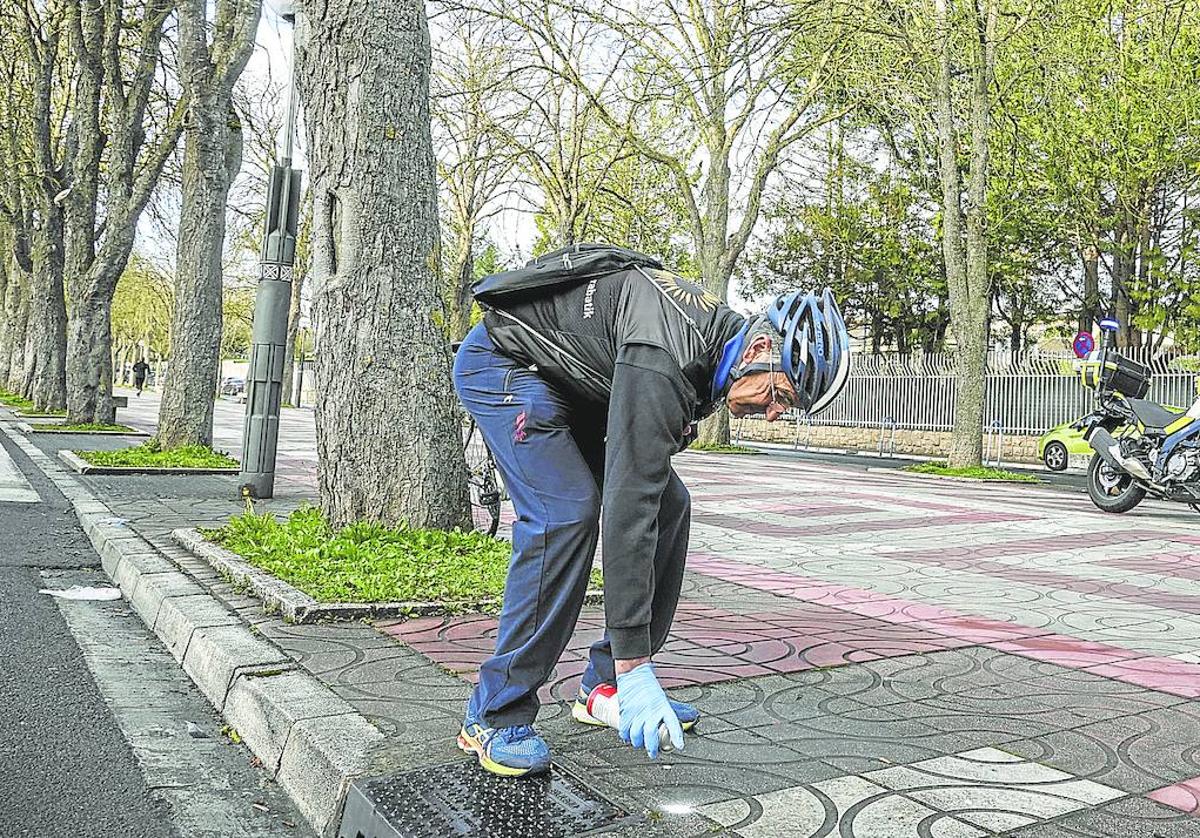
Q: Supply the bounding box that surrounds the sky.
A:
[137,3,758,313]
[248,3,539,262]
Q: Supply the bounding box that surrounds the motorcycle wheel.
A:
[1086,454,1146,513]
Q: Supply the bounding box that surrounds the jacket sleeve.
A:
[602,342,692,659]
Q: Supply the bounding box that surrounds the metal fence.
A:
[806,347,1200,436]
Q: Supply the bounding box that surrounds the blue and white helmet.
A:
[761,288,851,415]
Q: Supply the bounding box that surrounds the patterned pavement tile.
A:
[1002,704,1200,796]
[581,728,848,810]
[699,775,987,838]
[757,704,981,772]
[1086,657,1200,698]
[48,410,1200,838]
[887,691,1090,739]
[865,747,1125,833]
[1149,777,1200,815]
[1006,796,1200,837]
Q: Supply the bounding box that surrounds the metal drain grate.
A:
[338,760,634,838]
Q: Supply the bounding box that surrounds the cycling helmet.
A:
[734,288,850,415]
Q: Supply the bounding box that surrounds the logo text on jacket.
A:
[582,279,598,319]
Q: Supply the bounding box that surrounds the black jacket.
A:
[482,264,745,658]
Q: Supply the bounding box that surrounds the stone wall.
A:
[735,419,1042,465]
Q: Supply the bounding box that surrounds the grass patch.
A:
[0,390,36,411]
[904,461,1040,483]
[200,505,600,605]
[77,441,239,469]
[33,422,136,433]
[688,441,761,455]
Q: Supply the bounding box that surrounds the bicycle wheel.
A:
[463,418,503,536]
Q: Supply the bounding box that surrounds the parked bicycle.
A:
[462,417,505,536]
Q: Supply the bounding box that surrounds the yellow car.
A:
[1037,421,1094,471]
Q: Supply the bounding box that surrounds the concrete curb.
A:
[865,466,1045,485]
[0,420,384,836]
[17,421,148,436]
[173,527,603,623]
[57,448,239,476]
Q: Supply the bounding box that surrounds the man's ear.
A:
[740,334,772,364]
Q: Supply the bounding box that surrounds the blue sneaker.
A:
[571,682,699,731]
[457,715,551,777]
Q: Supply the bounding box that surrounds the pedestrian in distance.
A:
[132,357,150,397]
[453,243,851,777]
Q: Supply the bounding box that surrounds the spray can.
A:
[585,684,675,752]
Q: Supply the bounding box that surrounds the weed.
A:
[904,461,1041,483]
[203,504,601,604]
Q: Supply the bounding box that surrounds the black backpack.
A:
[471,243,662,307]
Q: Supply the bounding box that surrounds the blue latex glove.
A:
[615,663,685,759]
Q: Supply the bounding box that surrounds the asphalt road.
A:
[0,432,175,838]
[0,430,309,838]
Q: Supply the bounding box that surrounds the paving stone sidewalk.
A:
[31,398,1200,837]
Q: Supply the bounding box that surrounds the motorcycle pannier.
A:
[1082,350,1151,398]
[471,243,662,307]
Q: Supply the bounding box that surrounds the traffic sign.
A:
[1073,331,1095,358]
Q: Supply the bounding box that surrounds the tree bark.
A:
[0,248,9,388]
[4,273,29,394]
[279,267,306,406]
[1078,243,1099,334]
[26,217,68,410]
[297,0,470,530]
[158,105,243,447]
[156,0,259,447]
[62,0,105,423]
[695,142,733,446]
[65,296,115,421]
[56,0,180,425]
[934,0,994,469]
[447,242,475,341]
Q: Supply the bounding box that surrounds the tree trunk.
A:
[1132,206,1153,349]
[695,409,730,447]
[695,142,734,445]
[27,219,68,410]
[1078,243,1099,334]
[0,252,10,388]
[448,243,475,341]
[279,271,306,406]
[935,0,994,469]
[4,273,29,393]
[65,296,115,422]
[157,102,243,448]
[62,34,105,425]
[296,0,470,530]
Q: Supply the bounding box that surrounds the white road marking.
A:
[0,441,38,503]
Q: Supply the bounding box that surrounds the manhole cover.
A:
[338,760,635,838]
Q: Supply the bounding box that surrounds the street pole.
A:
[239,7,302,499]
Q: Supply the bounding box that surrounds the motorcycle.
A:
[1076,348,1200,514]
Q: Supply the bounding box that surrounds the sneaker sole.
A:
[570,700,697,731]
[457,729,548,778]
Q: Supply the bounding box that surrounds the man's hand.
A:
[614,662,685,759]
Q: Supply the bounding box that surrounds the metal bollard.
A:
[878,418,896,457]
